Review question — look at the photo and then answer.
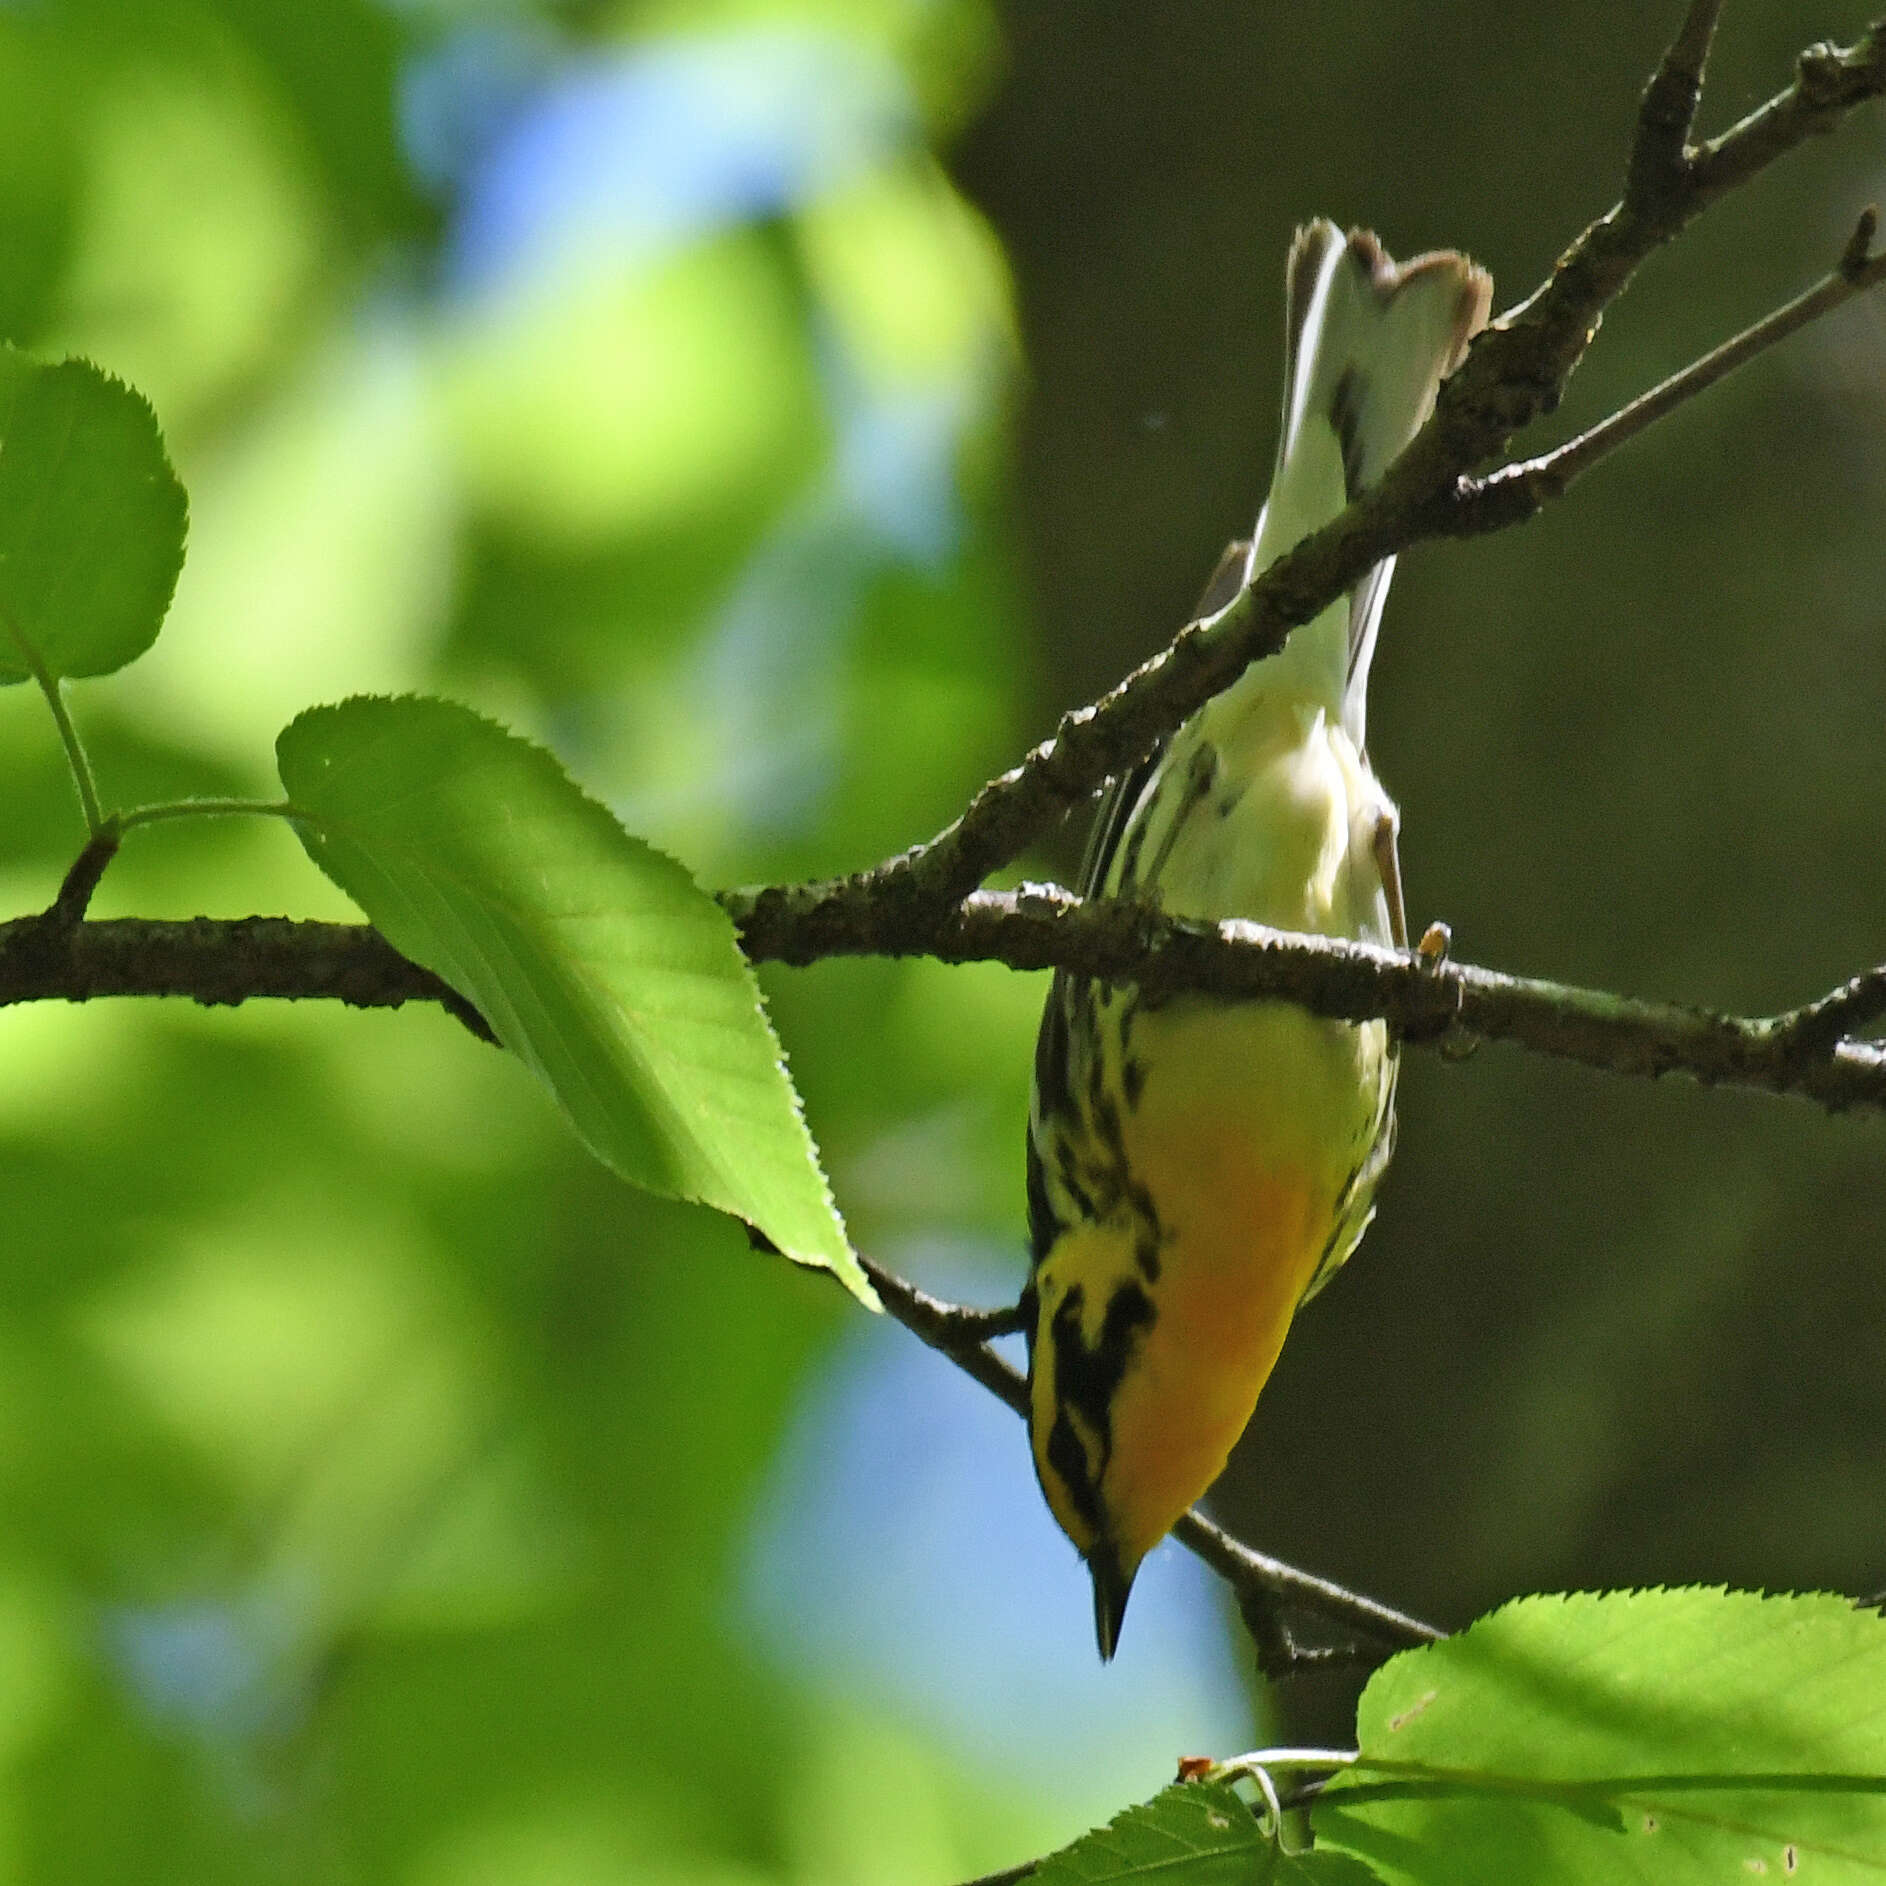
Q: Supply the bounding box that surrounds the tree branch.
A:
[857,1256,1441,1671]
[735,886,1886,1110]
[5,12,1878,1111]
[0,913,497,1044]
[9,898,1886,1109]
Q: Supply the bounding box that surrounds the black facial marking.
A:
[1049,1278,1155,1480]
[1047,1410,1101,1525]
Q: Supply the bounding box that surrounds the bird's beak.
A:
[1090,1551,1137,1662]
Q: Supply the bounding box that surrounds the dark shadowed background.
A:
[1,1,1881,1878]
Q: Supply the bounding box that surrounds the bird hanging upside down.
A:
[1024,222,1491,1659]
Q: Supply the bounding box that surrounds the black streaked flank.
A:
[1116,990,1142,1059]
[1084,1018,1109,1109]
[1086,739,1167,900]
[1032,983,1072,1122]
[1026,1131,1064,1263]
[1054,1141,1096,1222]
[1131,1224,1161,1284]
[1136,740,1219,892]
[1124,1176,1163,1277]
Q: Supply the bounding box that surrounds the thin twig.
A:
[1447,207,1886,533]
[1688,25,1886,206]
[1627,0,1723,205]
[859,1257,1029,1409]
[858,1255,1441,1665]
[45,824,122,927]
[1173,1507,1441,1654]
[1773,962,1886,1061]
[859,1256,1027,1423]
[1232,1591,1387,1682]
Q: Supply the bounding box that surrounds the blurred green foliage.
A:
[3,0,1884,1878]
[0,0,1105,1878]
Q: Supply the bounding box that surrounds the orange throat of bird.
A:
[1030,1129,1335,1597]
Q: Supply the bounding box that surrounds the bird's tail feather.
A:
[1248,223,1491,742]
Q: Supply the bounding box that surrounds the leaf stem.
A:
[1213,1748,1361,1780]
[116,797,297,833]
[5,610,106,838]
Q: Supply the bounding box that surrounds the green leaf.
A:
[1028,1783,1385,1884]
[1316,1588,1886,1886]
[275,694,869,1302]
[1266,1852,1389,1885]
[0,348,187,684]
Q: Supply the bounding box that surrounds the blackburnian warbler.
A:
[1024,222,1490,1659]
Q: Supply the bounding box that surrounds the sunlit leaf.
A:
[1316,1588,1886,1886]
[275,694,867,1301]
[1029,1782,1380,1883]
[0,348,187,684]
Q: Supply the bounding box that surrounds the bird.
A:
[1023,222,1491,1660]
